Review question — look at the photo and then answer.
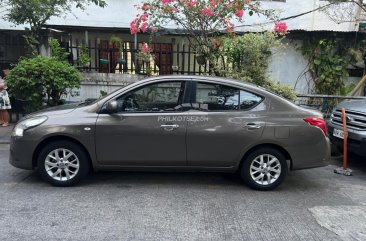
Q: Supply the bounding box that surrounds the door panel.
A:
[186,82,266,167]
[95,81,187,166]
[96,113,187,166]
[187,111,265,167]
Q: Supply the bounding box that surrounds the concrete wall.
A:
[64,73,146,102]
[268,39,313,94]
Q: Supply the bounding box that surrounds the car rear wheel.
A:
[37,141,90,187]
[241,147,288,191]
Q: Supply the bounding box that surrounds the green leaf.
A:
[314,59,321,65]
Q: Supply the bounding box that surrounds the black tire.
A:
[37,140,90,187]
[241,147,288,191]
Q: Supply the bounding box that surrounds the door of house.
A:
[99,40,120,73]
[151,43,172,75]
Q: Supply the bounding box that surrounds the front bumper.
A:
[9,136,38,170]
[328,123,366,157]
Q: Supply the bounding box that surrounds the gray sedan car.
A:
[9,76,330,190]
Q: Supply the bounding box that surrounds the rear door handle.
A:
[161,124,179,131]
[245,123,262,130]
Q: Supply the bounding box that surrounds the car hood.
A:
[337,99,366,113]
[24,103,82,119]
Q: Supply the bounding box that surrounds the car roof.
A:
[131,75,262,92]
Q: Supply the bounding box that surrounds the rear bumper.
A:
[290,138,330,170]
[328,123,366,157]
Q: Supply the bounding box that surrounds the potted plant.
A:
[78,44,91,70]
[99,58,109,65]
[196,54,206,65]
[109,35,125,64]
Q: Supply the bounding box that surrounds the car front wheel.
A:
[241,147,288,191]
[37,141,90,187]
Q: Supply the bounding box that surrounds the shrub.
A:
[220,33,297,100]
[5,56,81,111]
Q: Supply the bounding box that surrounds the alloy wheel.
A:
[44,148,80,182]
[249,154,281,186]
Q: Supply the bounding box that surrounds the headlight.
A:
[12,116,48,137]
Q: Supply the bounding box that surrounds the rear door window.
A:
[195,82,262,111]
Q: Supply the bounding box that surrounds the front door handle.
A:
[161,124,180,131]
[245,123,262,130]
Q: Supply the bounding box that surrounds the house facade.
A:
[0,0,365,94]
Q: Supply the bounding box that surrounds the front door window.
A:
[116,81,184,112]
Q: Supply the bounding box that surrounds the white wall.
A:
[267,39,313,94]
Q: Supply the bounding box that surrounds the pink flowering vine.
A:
[141,43,150,54]
[130,13,149,34]
[140,22,148,32]
[235,9,244,18]
[186,0,197,7]
[162,0,174,4]
[130,18,139,35]
[202,7,214,17]
[274,22,288,34]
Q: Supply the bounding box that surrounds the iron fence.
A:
[67,41,211,76]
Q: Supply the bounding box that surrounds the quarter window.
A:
[240,90,263,110]
[116,81,184,112]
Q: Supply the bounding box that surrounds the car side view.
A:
[9,76,330,190]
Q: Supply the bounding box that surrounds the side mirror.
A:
[106,100,118,113]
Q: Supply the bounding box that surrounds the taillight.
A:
[304,117,328,136]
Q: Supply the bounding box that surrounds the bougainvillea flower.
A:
[235,9,244,18]
[130,18,139,34]
[141,43,149,54]
[162,0,174,4]
[140,13,148,22]
[274,22,288,34]
[140,22,149,32]
[186,0,197,7]
[202,8,214,16]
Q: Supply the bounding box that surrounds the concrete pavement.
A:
[1,121,365,240]
[0,124,13,144]
[0,143,366,241]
